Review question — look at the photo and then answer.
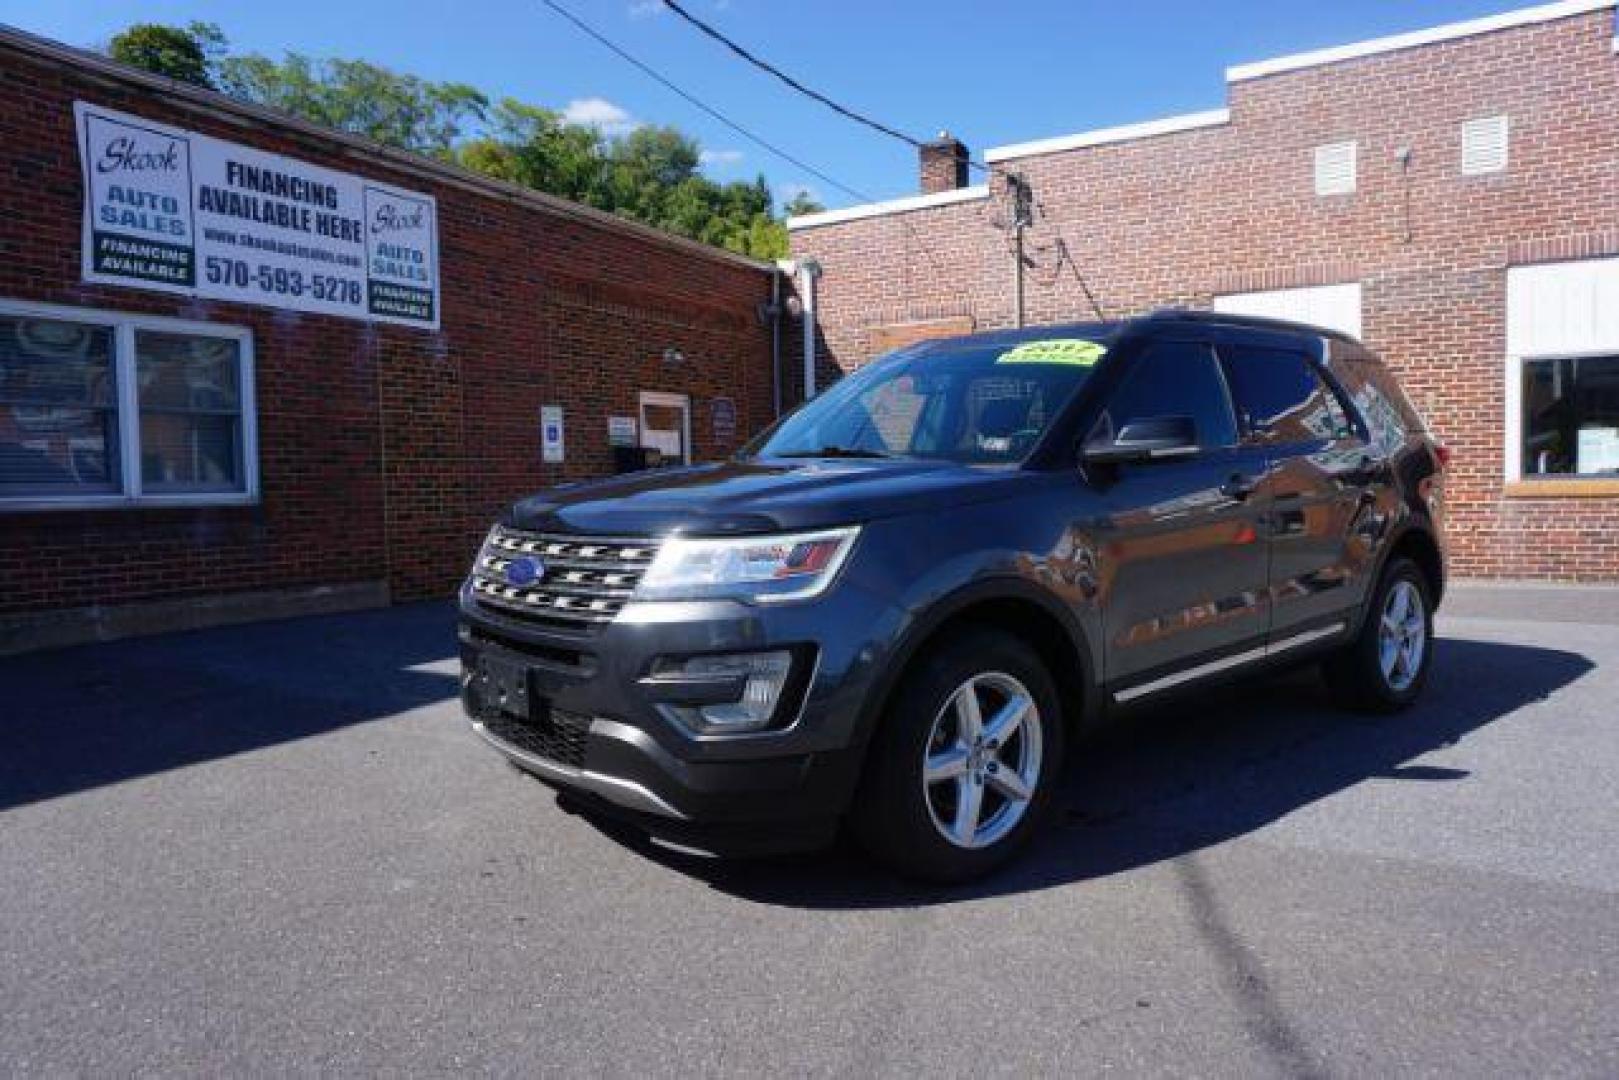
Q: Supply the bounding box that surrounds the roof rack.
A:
[1138,307,1360,342]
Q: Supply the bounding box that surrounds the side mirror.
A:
[1082,415,1200,465]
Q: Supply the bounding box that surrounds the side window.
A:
[1221,346,1355,445]
[1097,341,1237,450]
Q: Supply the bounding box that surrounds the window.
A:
[1506,258,1619,484]
[1221,347,1357,445]
[0,318,118,499]
[1314,141,1357,196]
[1520,356,1619,477]
[1097,342,1236,449]
[1461,115,1509,176]
[0,301,256,509]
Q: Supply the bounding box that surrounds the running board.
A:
[1112,622,1346,704]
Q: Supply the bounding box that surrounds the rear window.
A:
[1221,346,1356,444]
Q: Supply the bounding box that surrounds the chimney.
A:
[919,131,969,194]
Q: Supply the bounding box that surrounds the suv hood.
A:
[508,458,1038,536]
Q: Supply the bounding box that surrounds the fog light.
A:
[656,650,795,734]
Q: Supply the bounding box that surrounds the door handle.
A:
[1220,473,1258,500]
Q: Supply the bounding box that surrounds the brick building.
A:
[787,0,1619,582]
[0,27,782,651]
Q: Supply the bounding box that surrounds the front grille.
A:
[485,707,591,768]
[471,527,659,631]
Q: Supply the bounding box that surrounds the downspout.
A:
[798,258,822,401]
[770,264,784,417]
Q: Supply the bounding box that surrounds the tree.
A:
[107,21,224,88]
[217,53,486,158]
[783,190,825,217]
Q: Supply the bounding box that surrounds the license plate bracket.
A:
[478,652,531,719]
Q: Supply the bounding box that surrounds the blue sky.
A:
[2,1,1557,210]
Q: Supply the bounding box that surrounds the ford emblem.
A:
[505,556,545,586]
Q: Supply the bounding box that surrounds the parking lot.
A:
[2,584,1616,1075]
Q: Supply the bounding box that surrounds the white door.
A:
[638,391,691,466]
[1214,283,1363,338]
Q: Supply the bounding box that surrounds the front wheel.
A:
[851,627,1064,883]
[1324,556,1434,712]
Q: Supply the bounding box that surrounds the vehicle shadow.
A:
[0,602,460,812]
[584,635,1592,907]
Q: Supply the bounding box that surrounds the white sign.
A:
[607,415,637,447]
[1577,427,1619,475]
[76,101,439,329]
[541,405,565,464]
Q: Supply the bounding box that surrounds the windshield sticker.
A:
[996,339,1106,367]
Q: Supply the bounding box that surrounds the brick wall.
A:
[0,38,777,620]
[790,8,1619,581]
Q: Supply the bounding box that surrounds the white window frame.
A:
[1506,349,1619,482]
[637,390,692,466]
[1504,258,1619,484]
[0,298,259,511]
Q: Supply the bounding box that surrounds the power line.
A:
[661,0,932,155]
[660,0,1024,187]
[537,0,869,205]
[654,0,1119,325]
[1057,238,1109,321]
[535,0,955,283]
[544,0,1083,319]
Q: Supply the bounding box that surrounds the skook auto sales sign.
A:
[76,101,440,329]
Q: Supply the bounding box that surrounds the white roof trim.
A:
[984,109,1230,164]
[1227,0,1616,82]
[786,184,989,231]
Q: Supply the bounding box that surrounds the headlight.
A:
[634,526,860,603]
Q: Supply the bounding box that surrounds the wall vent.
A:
[1461,115,1509,175]
[1313,141,1357,196]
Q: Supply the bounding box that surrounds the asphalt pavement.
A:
[1,584,1615,1076]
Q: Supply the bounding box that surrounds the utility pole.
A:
[1008,173,1034,328]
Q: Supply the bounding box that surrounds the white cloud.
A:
[699,148,745,167]
[560,97,640,136]
[627,1,664,17]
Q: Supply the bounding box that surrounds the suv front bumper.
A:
[457,578,903,850]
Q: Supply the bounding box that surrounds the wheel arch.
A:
[851,578,1098,752]
[1382,525,1446,609]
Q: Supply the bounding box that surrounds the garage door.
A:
[1213,283,1362,338]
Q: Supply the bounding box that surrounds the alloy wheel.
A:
[922,671,1043,849]
[1377,579,1427,692]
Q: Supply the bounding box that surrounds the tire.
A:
[1323,556,1434,713]
[850,626,1065,883]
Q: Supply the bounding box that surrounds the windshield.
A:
[747,335,1111,464]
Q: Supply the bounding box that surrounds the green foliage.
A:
[105,23,794,259]
[217,53,486,158]
[451,104,788,258]
[783,190,825,217]
[108,21,224,88]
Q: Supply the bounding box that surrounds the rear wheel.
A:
[1324,556,1434,712]
[851,627,1064,883]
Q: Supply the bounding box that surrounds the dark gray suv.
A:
[459,311,1446,881]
